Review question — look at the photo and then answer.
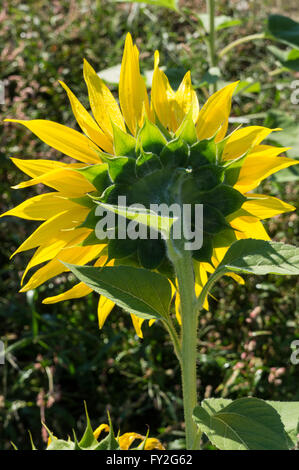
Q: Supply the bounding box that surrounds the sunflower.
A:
[93,423,165,450]
[48,422,164,450]
[2,33,297,337]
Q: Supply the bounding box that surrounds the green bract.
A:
[77,116,246,271]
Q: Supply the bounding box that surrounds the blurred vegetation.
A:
[0,0,298,450]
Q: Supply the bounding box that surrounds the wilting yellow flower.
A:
[93,424,165,450]
[47,422,164,450]
[2,33,297,336]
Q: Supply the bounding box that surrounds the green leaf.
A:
[76,164,110,192]
[134,428,150,450]
[128,168,183,208]
[201,397,232,414]
[189,139,217,167]
[137,118,167,155]
[47,439,76,450]
[198,67,221,88]
[203,205,231,235]
[197,14,241,33]
[287,48,299,66]
[81,231,107,246]
[213,227,237,248]
[79,207,98,229]
[197,240,299,310]
[62,263,172,321]
[96,412,119,450]
[136,151,162,178]
[217,239,299,276]
[94,201,177,239]
[78,403,101,450]
[192,236,213,262]
[165,67,188,90]
[112,122,136,157]
[71,195,97,209]
[235,80,261,94]
[268,45,299,71]
[175,110,197,145]
[115,0,178,11]
[200,185,246,216]
[223,149,250,186]
[28,431,37,450]
[266,401,299,448]
[106,156,136,184]
[267,14,299,48]
[160,137,189,168]
[108,236,137,259]
[137,237,165,269]
[193,397,288,450]
[215,17,242,31]
[182,166,224,203]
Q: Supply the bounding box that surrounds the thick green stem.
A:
[167,241,200,450]
[269,66,288,76]
[219,33,265,58]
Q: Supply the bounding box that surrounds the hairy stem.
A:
[219,33,265,58]
[167,240,200,450]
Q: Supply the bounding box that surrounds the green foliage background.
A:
[0,0,298,450]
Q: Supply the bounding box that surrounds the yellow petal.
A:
[5,119,101,163]
[235,152,298,193]
[12,167,96,196]
[21,229,91,283]
[43,253,107,304]
[151,50,177,131]
[10,158,67,178]
[174,290,182,325]
[212,248,245,285]
[0,193,78,221]
[119,33,150,135]
[59,80,113,153]
[143,438,165,450]
[212,246,228,265]
[230,215,270,241]
[12,207,89,256]
[194,262,209,311]
[43,282,92,304]
[175,71,200,126]
[196,82,238,142]
[19,259,63,292]
[243,193,296,219]
[97,295,115,329]
[93,424,109,440]
[130,314,145,338]
[83,59,125,137]
[20,244,105,292]
[225,272,245,285]
[222,128,282,161]
[118,432,144,450]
